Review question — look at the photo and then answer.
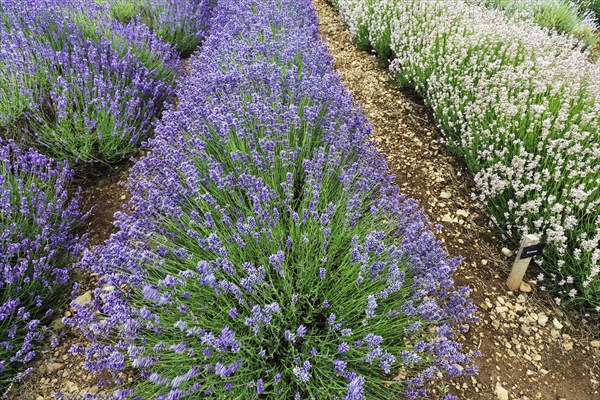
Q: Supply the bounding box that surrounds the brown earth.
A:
[313,0,600,399]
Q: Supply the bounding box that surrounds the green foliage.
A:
[98,0,212,57]
[583,0,600,20]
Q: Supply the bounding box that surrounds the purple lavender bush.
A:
[103,0,217,57]
[0,140,86,383]
[66,0,477,398]
[0,0,181,163]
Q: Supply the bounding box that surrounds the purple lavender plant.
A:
[0,140,86,383]
[66,0,477,398]
[104,0,217,57]
[0,0,182,163]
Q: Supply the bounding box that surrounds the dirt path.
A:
[312,0,600,399]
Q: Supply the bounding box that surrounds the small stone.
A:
[514,304,524,312]
[36,397,44,400]
[537,313,548,327]
[441,214,456,223]
[552,319,563,330]
[501,247,513,257]
[492,320,501,330]
[120,194,127,200]
[496,306,509,314]
[519,281,532,293]
[563,342,574,351]
[590,340,600,348]
[456,209,469,218]
[481,259,488,265]
[440,191,451,199]
[88,386,99,395]
[47,362,64,373]
[74,291,92,307]
[550,329,560,339]
[494,382,509,400]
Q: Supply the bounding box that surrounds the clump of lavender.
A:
[0,0,181,163]
[334,0,600,311]
[0,140,86,383]
[484,0,598,48]
[102,0,217,57]
[67,0,476,398]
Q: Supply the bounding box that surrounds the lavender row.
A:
[0,0,213,163]
[333,0,600,311]
[66,0,476,399]
[0,140,86,383]
[0,0,214,385]
[102,0,217,57]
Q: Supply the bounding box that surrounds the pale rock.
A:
[590,340,600,348]
[552,318,563,330]
[494,382,509,400]
[440,191,451,199]
[563,342,574,351]
[514,304,524,312]
[46,362,64,373]
[537,313,548,327]
[441,213,456,223]
[501,247,513,257]
[519,281,532,293]
[456,209,469,217]
[74,291,92,307]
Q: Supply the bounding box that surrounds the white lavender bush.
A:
[332,0,600,311]
[483,0,598,47]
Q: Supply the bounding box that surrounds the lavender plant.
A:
[583,0,600,20]
[333,0,600,310]
[101,0,216,57]
[0,140,86,383]
[483,0,598,47]
[66,0,476,398]
[0,0,182,163]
